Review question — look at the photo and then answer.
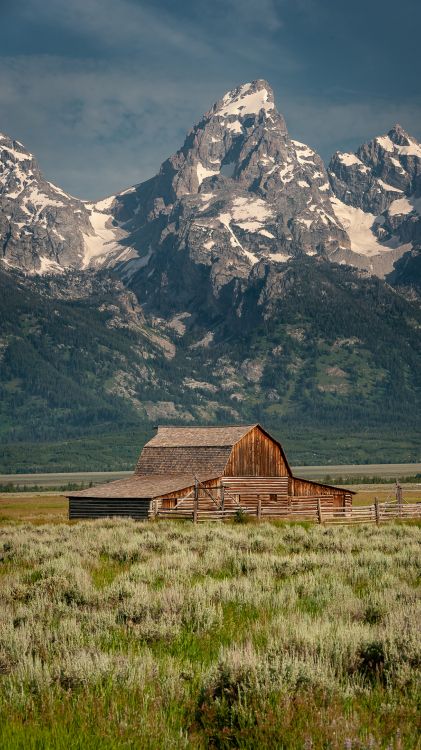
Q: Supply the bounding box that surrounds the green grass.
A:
[0,520,420,748]
[90,554,132,590]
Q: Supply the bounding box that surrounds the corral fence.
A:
[260,498,421,525]
[156,479,421,525]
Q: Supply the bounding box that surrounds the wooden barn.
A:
[68,424,354,521]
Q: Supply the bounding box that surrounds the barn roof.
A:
[69,473,217,499]
[145,425,257,447]
[134,424,260,477]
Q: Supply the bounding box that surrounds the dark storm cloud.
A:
[1,0,420,198]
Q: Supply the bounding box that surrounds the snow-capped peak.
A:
[0,138,33,163]
[374,128,421,159]
[212,79,275,119]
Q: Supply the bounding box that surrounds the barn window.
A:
[161,498,176,509]
[270,494,277,503]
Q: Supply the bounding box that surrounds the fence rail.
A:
[157,493,420,525]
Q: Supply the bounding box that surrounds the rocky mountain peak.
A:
[210,79,276,120]
[0,129,136,275]
[388,123,412,146]
[328,124,421,277]
[0,132,34,159]
[111,81,350,303]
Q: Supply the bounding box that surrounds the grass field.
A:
[0,517,420,749]
[0,494,68,525]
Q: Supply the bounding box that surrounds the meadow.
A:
[0,518,420,749]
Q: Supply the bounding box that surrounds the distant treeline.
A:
[0,481,94,493]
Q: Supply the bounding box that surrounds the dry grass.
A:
[348,485,421,507]
[0,493,68,525]
[0,518,419,748]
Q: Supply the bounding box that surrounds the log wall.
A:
[222,476,289,509]
[69,498,152,520]
[291,477,352,508]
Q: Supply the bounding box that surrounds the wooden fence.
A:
[156,479,420,524]
[259,498,421,525]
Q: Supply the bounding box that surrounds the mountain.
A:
[0,132,136,273]
[328,124,421,276]
[1,80,421,470]
[2,81,421,286]
[111,79,349,300]
[2,255,420,471]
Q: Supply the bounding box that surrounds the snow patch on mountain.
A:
[230,196,273,230]
[331,197,409,258]
[337,153,365,168]
[82,201,137,269]
[94,195,116,211]
[216,81,275,118]
[376,134,421,158]
[292,141,317,164]
[196,163,219,186]
[388,195,421,217]
[376,179,402,193]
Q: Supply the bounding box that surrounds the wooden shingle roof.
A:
[68,473,217,500]
[145,425,257,447]
[135,446,232,476]
[134,425,258,477]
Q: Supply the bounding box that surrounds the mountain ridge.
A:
[1,80,420,282]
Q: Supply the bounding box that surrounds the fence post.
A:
[396,481,403,517]
[220,484,225,513]
[193,478,199,524]
[257,495,262,520]
[375,497,380,525]
[317,498,323,524]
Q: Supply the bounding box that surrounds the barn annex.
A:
[68,424,354,520]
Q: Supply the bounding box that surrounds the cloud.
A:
[18,0,284,59]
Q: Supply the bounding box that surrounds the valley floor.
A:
[1,462,421,489]
[0,518,419,748]
[1,483,421,525]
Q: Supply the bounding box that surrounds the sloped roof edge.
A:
[67,472,220,500]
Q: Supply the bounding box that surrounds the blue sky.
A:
[2,0,420,199]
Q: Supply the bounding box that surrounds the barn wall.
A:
[291,477,351,508]
[154,477,221,511]
[69,498,152,520]
[222,477,289,509]
[223,426,289,477]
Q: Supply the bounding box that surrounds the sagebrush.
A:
[0,520,419,748]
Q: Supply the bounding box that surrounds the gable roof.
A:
[134,423,293,478]
[145,425,257,447]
